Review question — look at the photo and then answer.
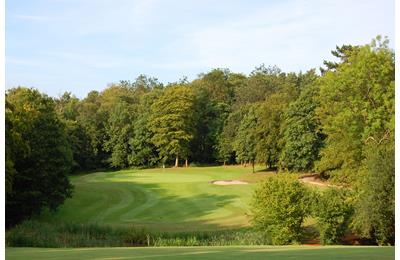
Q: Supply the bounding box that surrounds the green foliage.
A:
[6,87,74,226]
[254,101,281,168]
[190,69,235,163]
[6,220,128,247]
[352,141,394,245]
[251,174,309,244]
[128,90,162,167]
[63,120,96,171]
[255,91,295,168]
[234,105,258,171]
[5,100,25,197]
[149,85,196,165]
[320,44,361,74]
[194,68,235,105]
[55,92,80,121]
[100,85,138,168]
[5,152,16,197]
[280,80,324,171]
[216,108,248,164]
[128,74,163,93]
[150,229,270,246]
[312,188,354,245]
[234,65,281,107]
[55,92,96,171]
[77,90,109,168]
[190,91,229,163]
[104,100,136,168]
[6,220,270,247]
[316,36,394,183]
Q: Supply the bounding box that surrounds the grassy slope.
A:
[6,246,394,260]
[38,166,271,231]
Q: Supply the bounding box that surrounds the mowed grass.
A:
[38,166,271,231]
[6,246,394,260]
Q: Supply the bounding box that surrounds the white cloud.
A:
[158,0,394,73]
[6,0,394,97]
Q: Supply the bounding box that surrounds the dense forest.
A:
[5,37,394,243]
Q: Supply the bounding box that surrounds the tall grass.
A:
[150,229,270,246]
[6,221,126,247]
[6,220,271,247]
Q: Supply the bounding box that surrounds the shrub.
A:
[313,188,354,245]
[251,174,310,245]
[352,141,395,245]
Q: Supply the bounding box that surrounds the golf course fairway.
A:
[37,166,265,231]
[6,246,394,260]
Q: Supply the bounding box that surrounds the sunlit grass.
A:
[38,165,267,231]
[6,246,394,260]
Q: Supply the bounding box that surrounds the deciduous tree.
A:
[316,37,394,183]
[6,88,73,226]
[149,85,196,167]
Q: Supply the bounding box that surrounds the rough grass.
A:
[6,221,270,247]
[37,166,267,231]
[6,246,394,260]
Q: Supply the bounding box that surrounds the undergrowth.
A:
[6,220,271,247]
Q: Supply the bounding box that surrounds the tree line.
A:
[5,36,394,234]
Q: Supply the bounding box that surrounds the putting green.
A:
[6,246,394,260]
[38,166,267,231]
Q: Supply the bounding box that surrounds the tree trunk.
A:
[252,161,255,173]
[185,159,188,167]
[223,161,226,166]
[175,155,179,167]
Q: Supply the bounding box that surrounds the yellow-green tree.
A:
[149,84,196,167]
[251,174,310,244]
[316,36,394,183]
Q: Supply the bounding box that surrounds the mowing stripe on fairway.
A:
[37,166,264,231]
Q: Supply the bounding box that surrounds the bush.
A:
[352,141,395,245]
[313,188,354,245]
[251,174,310,245]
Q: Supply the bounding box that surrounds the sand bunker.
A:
[299,174,340,188]
[211,180,248,185]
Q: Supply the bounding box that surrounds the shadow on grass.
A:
[7,179,262,247]
[37,179,244,232]
[254,168,277,173]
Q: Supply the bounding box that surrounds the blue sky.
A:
[6,0,394,98]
